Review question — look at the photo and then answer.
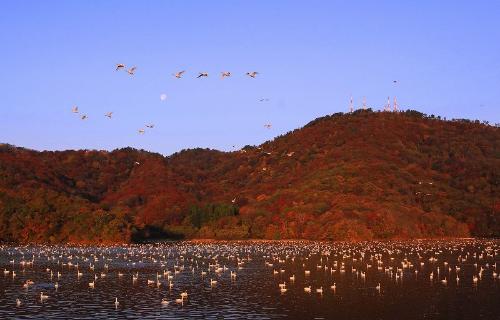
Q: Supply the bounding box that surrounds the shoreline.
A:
[0,237,493,247]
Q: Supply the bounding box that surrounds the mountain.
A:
[0,109,498,243]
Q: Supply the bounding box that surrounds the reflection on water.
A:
[0,240,499,319]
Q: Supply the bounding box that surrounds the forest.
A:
[0,109,498,243]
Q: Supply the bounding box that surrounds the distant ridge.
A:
[0,109,498,243]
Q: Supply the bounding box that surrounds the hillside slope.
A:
[0,110,498,243]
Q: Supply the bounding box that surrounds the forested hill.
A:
[1,109,498,243]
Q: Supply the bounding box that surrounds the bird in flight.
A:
[221,71,231,79]
[174,71,185,79]
[160,93,167,101]
[105,112,113,119]
[71,106,79,113]
[146,124,154,129]
[393,80,398,84]
[80,115,88,120]
[116,64,126,71]
[138,129,145,134]
[259,98,270,102]
[127,67,137,75]
[197,72,208,78]
[264,123,272,129]
[246,71,259,78]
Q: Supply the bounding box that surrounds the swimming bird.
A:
[16,298,21,306]
[161,298,169,305]
[210,279,217,286]
[114,297,119,307]
[304,286,311,293]
[197,72,208,78]
[89,281,95,288]
[40,292,49,301]
[246,71,259,78]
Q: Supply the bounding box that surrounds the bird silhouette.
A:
[246,71,259,78]
[127,67,137,75]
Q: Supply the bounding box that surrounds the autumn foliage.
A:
[0,110,498,243]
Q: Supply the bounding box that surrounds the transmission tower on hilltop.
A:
[385,96,391,111]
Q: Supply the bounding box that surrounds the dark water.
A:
[0,240,499,319]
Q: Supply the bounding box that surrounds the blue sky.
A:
[1,1,499,155]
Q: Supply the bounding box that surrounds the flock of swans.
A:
[70,64,266,137]
[1,239,498,317]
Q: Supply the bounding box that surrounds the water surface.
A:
[0,240,499,319]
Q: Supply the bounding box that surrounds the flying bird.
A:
[197,72,208,78]
[221,71,231,79]
[138,129,145,134]
[174,70,186,78]
[160,93,167,101]
[264,124,272,129]
[246,71,259,78]
[105,112,113,119]
[80,115,87,120]
[146,124,154,129]
[127,67,137,75]
[259,98,270,102]
[71,106,79,113]
[116,64,126,71]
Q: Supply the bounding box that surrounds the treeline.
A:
[0,110,498,243]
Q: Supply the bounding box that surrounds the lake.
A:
[0,240,499,319]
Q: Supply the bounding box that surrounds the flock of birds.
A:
[0,239,498,316]
[71,64,401,141]
[70,64,267,136]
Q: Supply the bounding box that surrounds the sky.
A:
[1,1,499,155]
